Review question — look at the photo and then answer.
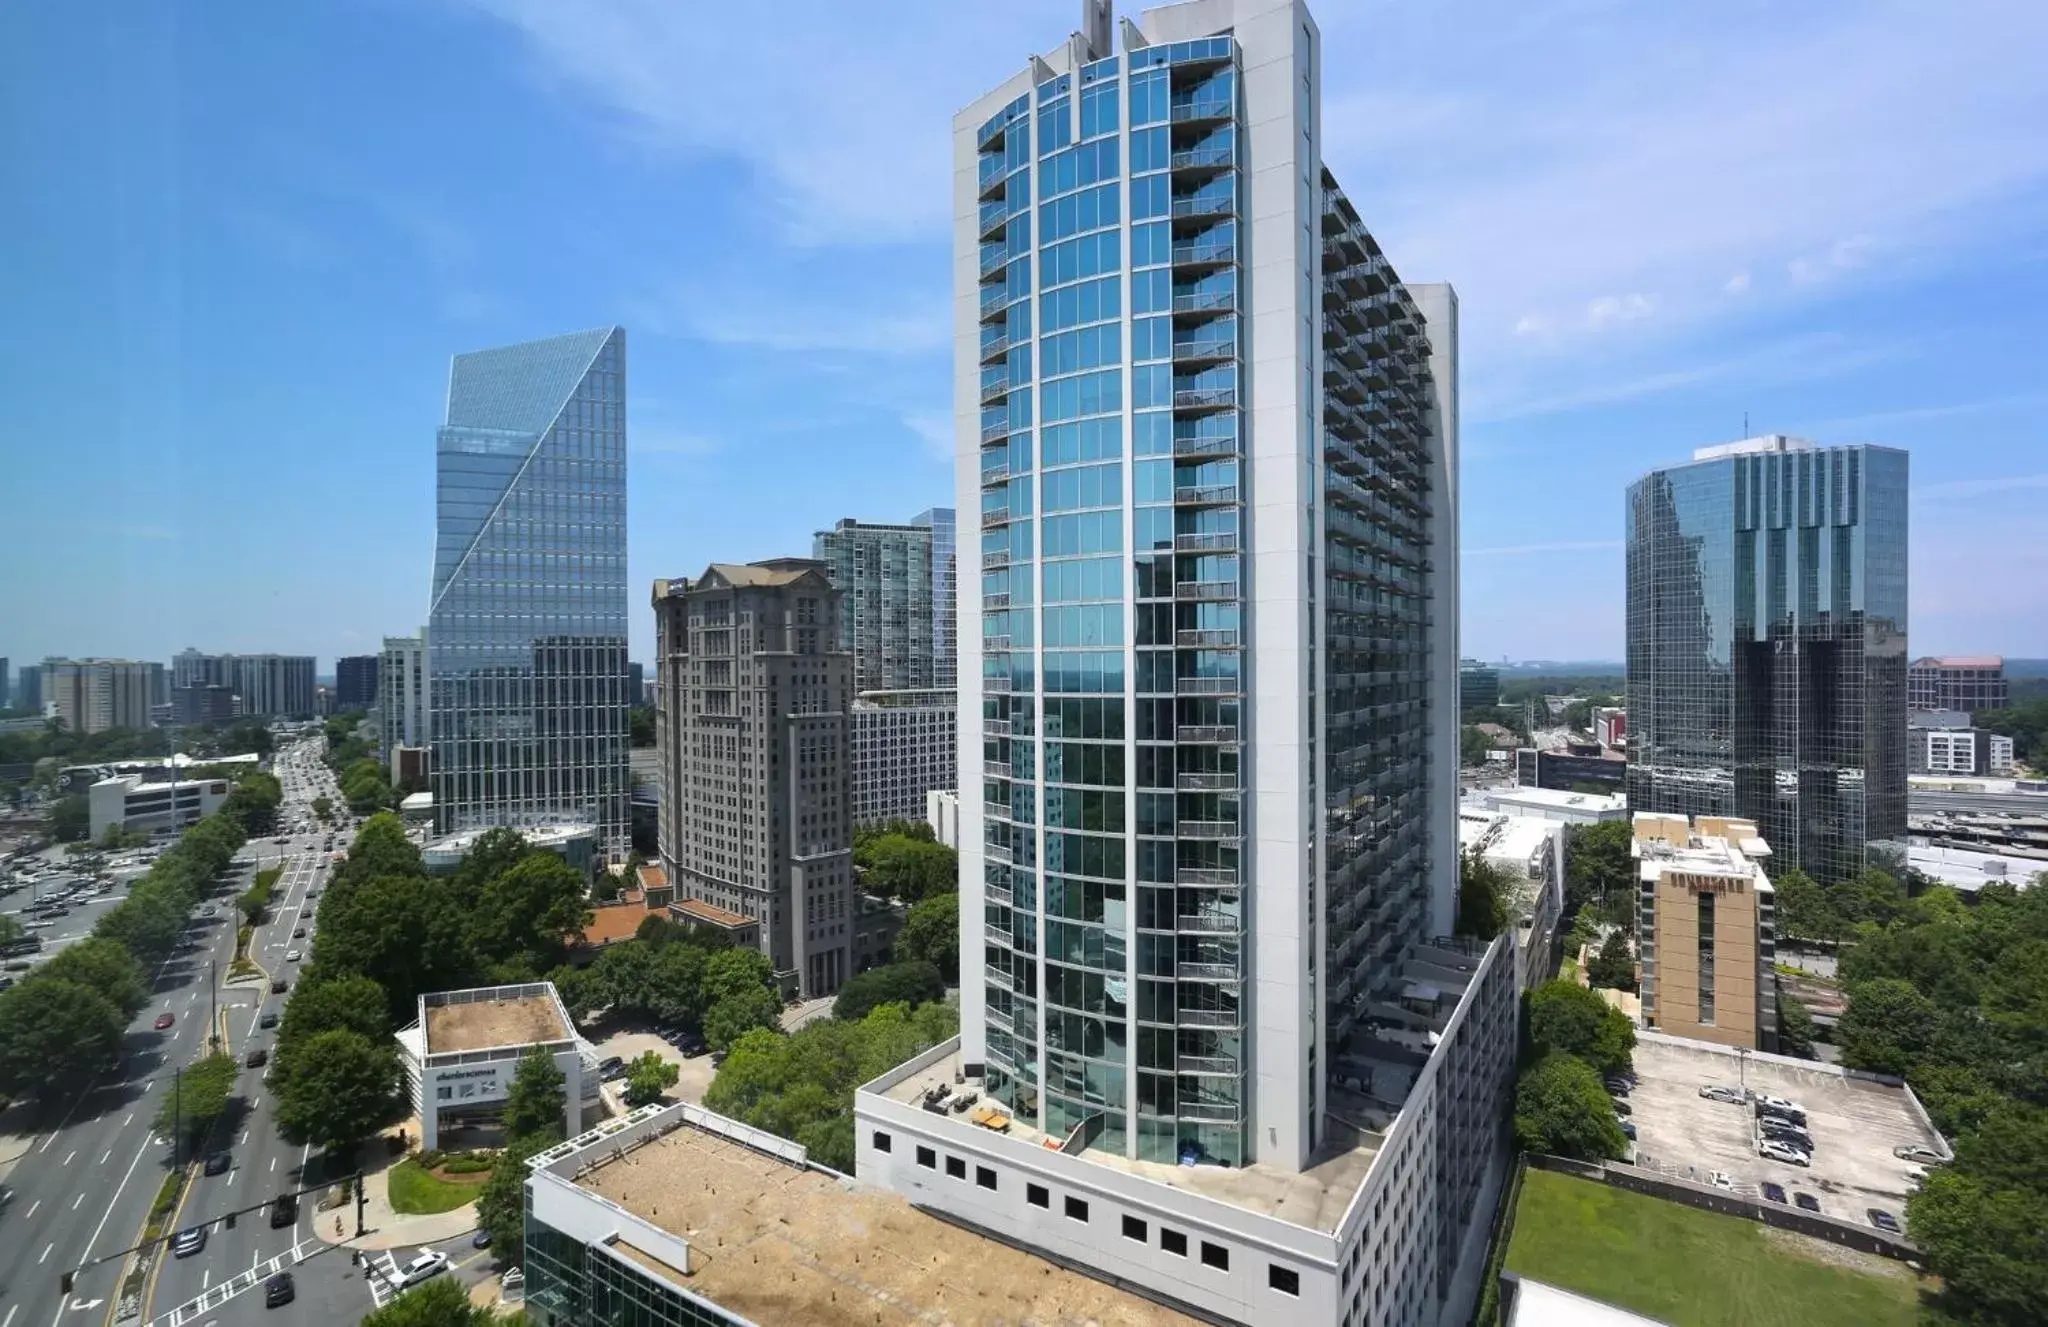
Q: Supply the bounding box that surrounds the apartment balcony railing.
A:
[980,419,1011,444]
[985,1004,1013,1031]
[982,591,1011,611]
[1179,820,1242,842]
[987,964,1014,991]
[1176,1007,1243,1030]
[978,199,1011,241]
[986,880,1013,905]
[1171,336,1236,366]
[1177,910,1242,935]
[984,923,1011,946]
[984,675,1012,693]
[1176,1097,1244,1121]
[1171,240,1235,269]
[1175,675,1240,696]
[1175,629,1239,649]
[985,842,1014,865]
[979,246,1010,278]
[1169,98,1234,126]
[1176,866,1238,886]
[980,332,1010,365]
[1174,579,1239,602]
[1176,771,1238,792]
[1178,1054,1238,1076]
[979,283,1010,316]
[981,549,1010,570]
[1171,432,1237,461]
[983,717,1012,738]
[1176,962,1240,983]
[1173,530,1238,553]
[980,462,1010,487]
[983,634,1011,652]
[1177,724,1240,744]
[1172,288,1235,315]
[1174,484,1239,507]
[980,374,1011,404]
[1170,142,1235,173]
[1172,385,1237,412]
[980,508,1011,529]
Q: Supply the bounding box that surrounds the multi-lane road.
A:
[0,737,369,1327]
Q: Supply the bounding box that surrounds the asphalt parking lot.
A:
[1626,1033,1946,1225]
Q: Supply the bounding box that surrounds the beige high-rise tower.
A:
[1634,812,1779,1051]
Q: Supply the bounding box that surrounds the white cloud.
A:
[900,411,955,463]
[1788,235,1876,285]
[1585,293,1655,328]
[1724,271,1751,293]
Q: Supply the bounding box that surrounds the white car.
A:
[284,949,302,962]
[1757,1139,1811,1167]
[1697,1084,1744,1103]
[1707,1170,1736,1189]
[396,1250,449,1287]
[1753,1094,1804,1114]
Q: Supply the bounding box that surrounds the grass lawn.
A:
[1505,1169,1925,1327]
[385,1157,482,1215]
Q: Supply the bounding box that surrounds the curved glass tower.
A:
[429,327,630,860]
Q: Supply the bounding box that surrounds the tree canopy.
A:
[1456,850,1513,941]
[360,1276,507,1327]
[622,1051,680,1108]
[1526,978,1636,1077]
[1587,931,1637,993]
[1564,820,1634,933]
[853,823,957,904]
[1515,1052,1628,1160]
[833,961,946,1023]
[271,1027,404,1154]
[896,893,960,981]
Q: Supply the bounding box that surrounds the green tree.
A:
[1563,819,1633,923]
[0,978,125,1098]
[312,874,476,1024]
[1587,931,1637,992]
[628,705,655,748]
[1770,867,1838,945]
[360,1275,501,1327]
[471,854,591,968]
[156,1053,238,1146]
[701,948,777,1007]
[854,833,958,904]
[896,893,960,981]
[330,813,424,893]
[1515,1052,1628,1160]
[622,1051,680,1108]
[272,1028,403,1154]
[49,794,90,842]
[502,1045,567,1142]
[1776,992,1816,1058]
[1456,851,1513,940]
[220,770,282,836]
[476,1137,544,1266]
[1834,866,1907,929]
[0,913,21,948]
[33,937,148,1017]
[310,795,332,822]
[446,827,532,906]
[1908,1102,2048,1326]
[1836,977,1939,1077]
[277,971,391,1054]
[832,961,945,1023]
[704,987,784,1053]
[1458,725,1492,768]
[1526,978,1636,1077]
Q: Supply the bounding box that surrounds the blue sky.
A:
[3,0,2045,671]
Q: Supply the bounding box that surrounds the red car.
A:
[153,1013,175,1030]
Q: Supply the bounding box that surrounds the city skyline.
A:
[6,2,2048,667]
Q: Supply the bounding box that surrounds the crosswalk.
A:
[153,1238,314,1326]
[366,1250,406,1307]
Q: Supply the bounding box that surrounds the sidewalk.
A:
[314,1153,480,1252]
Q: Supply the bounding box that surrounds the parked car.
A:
[1619,1122,1637,1141]
[1794,1191,1822,1213]
[397,1251,450,1287]
[1753,1094,1804,1114]
[170,1225,207,1258]
[154,1013,175,1030]
[1761,1124,1814,1151]
[598,1056,626,1080]
[1603,1077,1630,1097]
[472,1229,493,1249]
[1760,1181,1788,1204]
[264,1271,296,1308]
[1758,1139,1811,1167]
[204,1152,232,1176]
[1868,1208,1901,1234]
[1610,1098,1632,1117]
[1893,1144,1945,1164]
[1707,1171,1736,1190]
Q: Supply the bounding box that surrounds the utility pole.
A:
[354,1172,367,1238]
[170,1065,182,1171]
[208,957,219,1054]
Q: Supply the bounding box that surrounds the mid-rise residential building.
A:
[1591,706,1626,748]
[1625,436,1909,883]
[1459,660,1499,711]
[813,517,937,692]
[652,560,856,998]
[1634,812,1777,1052]
[1910,710,2016,777]
[1458,809,1564,991]
[170,650,317,718]
[926,789,960,848]
[852,7,1513,1327]
[427,328,631,859]
[0,656,9,710]
[42,657,158,734]
[13,663,41,715]
[335,654,380,711]
[1908,655,2007,714]
[379,632,428,780]
[914,507,959,689]
[170,685,237,725]
[850,688,958,828]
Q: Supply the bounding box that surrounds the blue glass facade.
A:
[429,327,631,860]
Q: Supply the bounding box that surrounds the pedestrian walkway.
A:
[314,1158,478,1251]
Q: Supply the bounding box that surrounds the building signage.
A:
[1672,872,1750,896]
[441,1068,503,1083]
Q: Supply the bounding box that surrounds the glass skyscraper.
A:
[914,507,959,689]
[956,0,1462,1176]
[1626,436,1909,883]
[429,327,630,860]
[812,518,937,692]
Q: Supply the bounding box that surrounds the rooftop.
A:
[670,897,753,930]
[1631,813,1773,888]
[570,1118,1201,1326]
[1472,785,1629,815]
[634,862,668,892]
[1913,655,2003,669]
[421,986,570,1055]
[1907,842,2044,892]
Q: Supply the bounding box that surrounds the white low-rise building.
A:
[1468,785,1629,826]
[1459,810,1565,989]
[394,982,598,1150]
[87,773,231,841]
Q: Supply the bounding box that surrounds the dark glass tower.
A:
[1626,437,1908,882]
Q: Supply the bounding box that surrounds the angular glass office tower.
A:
[1626,437,1909,883]
[429,327,630,860]
[958,0,1463,1173]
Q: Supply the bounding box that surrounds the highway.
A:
[0,736,352,1326]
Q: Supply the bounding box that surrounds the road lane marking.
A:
[62,1150,75,1165]
[269,1157,276,1172]
[123,1113,133,1127]
[37,1243,51,1264]
[100,1149,111,1163]
[25,1199,40,1219]
[72,1193,83,1209]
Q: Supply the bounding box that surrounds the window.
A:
[871,1131,891,1153]
[1160,1227,1188,1256]
[976,1165,998,1191]
[1065,1195,1090,1223]
[1122,1215,1147,1242]
[1028,1183,1050,1209]
[1270,1265,1300,1296]
[1201,1241,1230,1271]
[916,1145,936,1170]
[945,1155,967,1180]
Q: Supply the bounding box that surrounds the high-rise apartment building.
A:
[652,561,856,997]
[1458,659,1499,711]
[857,8,1513,1327]
[813,518,936,692]
[170,650,317,718]
[335,654,381,711]
[0,657,10,710]
[914,507,960,688]
[1625,436,1909,883]
[14,664,41,715]
[1633,812,1778,1052]
[428,328,630,860]
[849,689,958,827]
[380,632,429,779]
[42,658,158,734]
[1908,655,2007,714]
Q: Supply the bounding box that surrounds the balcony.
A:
[1176,1007,1242,1030]
[985,842,1014,865]
[980,508,1011,529]
[1172,288,1235,316]
[1171,431,1238,460]
[1172,385,1237,412]
[982,591,1011,611]
[1176,963,1239,983]
[1175,628,1239,649]
[1170,192,1234,222]
[980,329,1011,363]
[979,418,1011,445]
[1171,336,1236,368]
[979,246,1010,278]
[980,374,1011,405]
[983,634,1012,652]
[982,759,1012,779]
[986,880,1013,905]
[984,923,1011,946]
[1171,239,1235,270]
[1169,98,1233,126]
[980,461,1010,487]
[1176,1097,1244,1121]
[1177,724,1240,744]
[981,549,1011,570]
[1179,820,1242,842]
[1174,579,1238,601]
[979,283,1010,317]
[977,116,1009,151]
[978,199,1011,241]
[1173,484,1239,507]
[985,675,1013,693]
[1175,676,1239,697]
[1173,530,1238,554]
[1170,142,1235,174]
[1176,771,1238,792]
[987,964,1014,991]
[985,1004,1013,1031]
[1178,1052,1239,1075]
[1176,866,1238,886]
[983,717,1012,737]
